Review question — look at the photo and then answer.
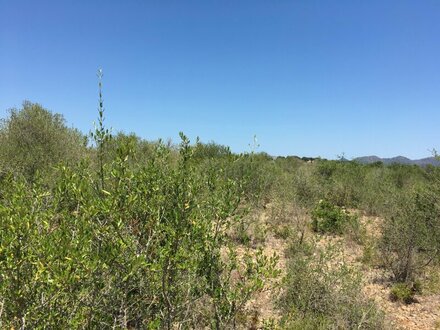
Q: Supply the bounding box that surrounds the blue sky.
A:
[1,0,439,159]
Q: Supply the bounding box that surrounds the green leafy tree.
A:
[0,101,86,180]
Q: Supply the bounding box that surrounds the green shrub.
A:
[0,101,87,181]
[279,240,384,329]
[291,166,320,208]
[227,152,276,206]
[380,186,440,283]
[193,141,231,160]
[311,200,359,235]
[389,282,420,304]
[0,134,280,328]
[0,79,280,328]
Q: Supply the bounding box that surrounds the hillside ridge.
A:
[354,155,440,166]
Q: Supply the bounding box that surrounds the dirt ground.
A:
[242,208,440,329]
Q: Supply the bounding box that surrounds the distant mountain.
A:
[413,157,440,166]
[354,155,440,166]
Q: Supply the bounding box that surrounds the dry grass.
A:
[242,204,440,329]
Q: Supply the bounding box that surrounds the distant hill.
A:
[354,155,440,166]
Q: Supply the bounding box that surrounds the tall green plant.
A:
[90,68,112,191]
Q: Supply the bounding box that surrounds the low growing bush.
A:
[389,282,421,304]
[279,239,384,329]
[311,200,359,235]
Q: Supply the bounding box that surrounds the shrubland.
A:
[0,83,439,328]
[0,100,279,328]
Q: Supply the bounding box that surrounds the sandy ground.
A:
[241,208,440,329]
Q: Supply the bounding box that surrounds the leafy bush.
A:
[380,186,440,283]
[311,200,359,235]
[279,240,384,329]
[0,133,280,328]
[193,141,231,160]
[0,101,87,181]
[226,152,276,206]
[291,166,320,208]
[389,282,420,304]
[0,81,280,328]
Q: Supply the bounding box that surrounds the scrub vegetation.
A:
[1,78,439,329]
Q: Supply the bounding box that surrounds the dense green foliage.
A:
[311,200,359,235]
[1,94,439,328]
[0,101,86,181]
[389,282,421,304]
[0,131,278,328]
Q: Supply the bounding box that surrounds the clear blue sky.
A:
[1,0,439,159]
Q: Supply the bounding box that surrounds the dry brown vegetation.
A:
[234,203,440,329]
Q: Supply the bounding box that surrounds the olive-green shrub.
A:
[279,239,384,329]
[380,186,440,283]
[0,101,87,181]
[311,200,359,235]
[0,131,279,329]
[389,282,421,304]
